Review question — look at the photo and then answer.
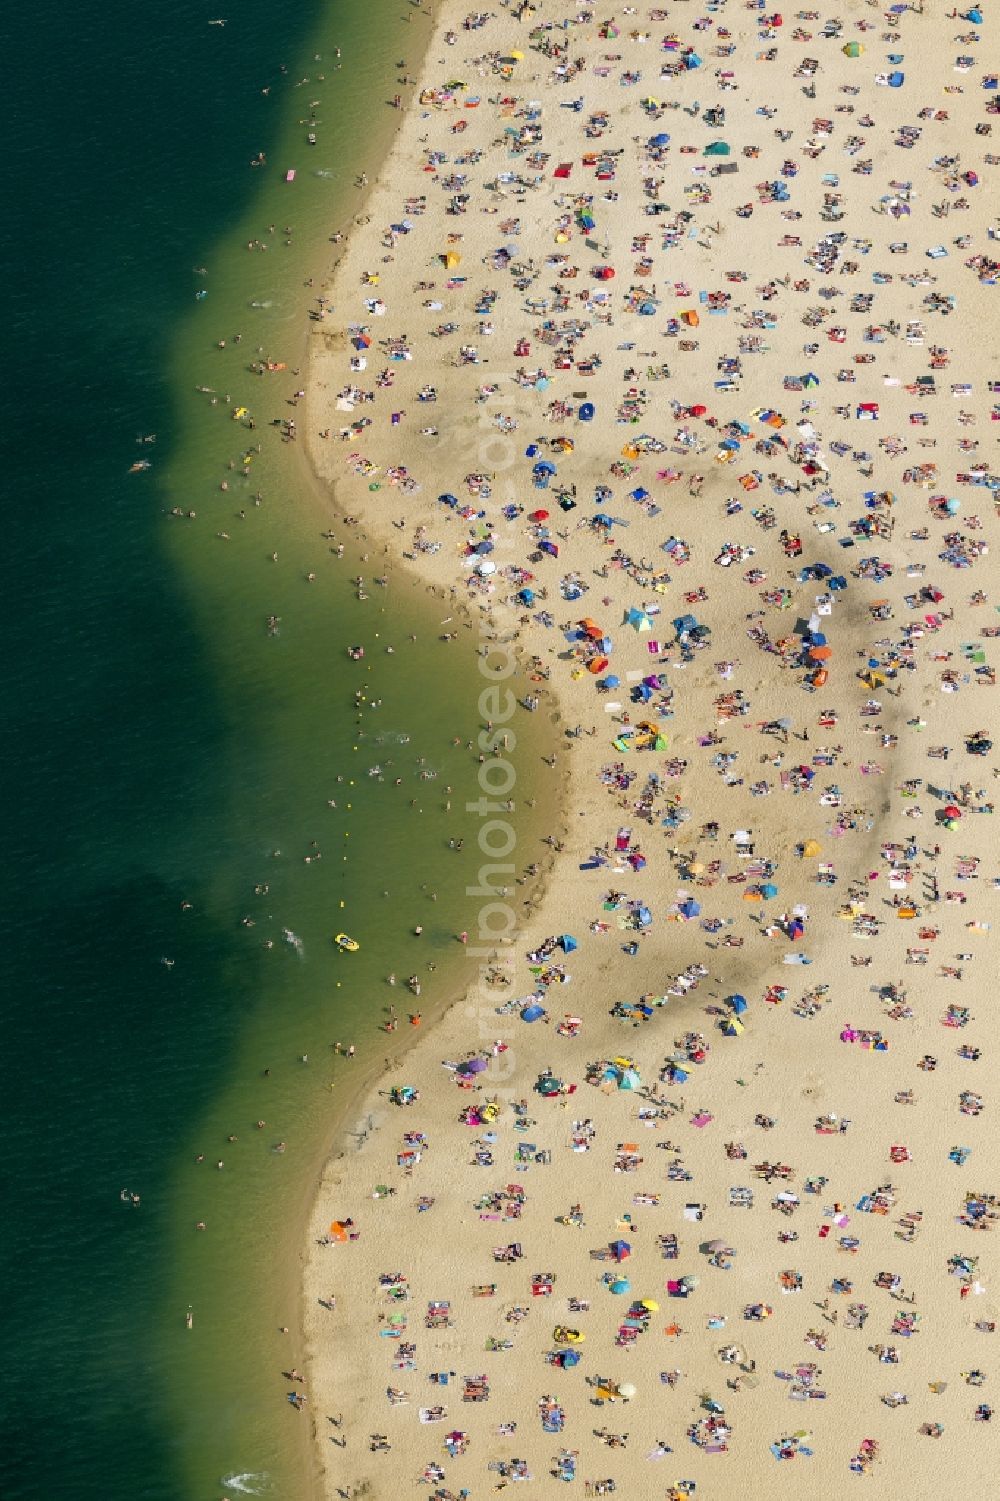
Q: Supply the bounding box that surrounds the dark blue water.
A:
[3,7,321,1496]
[2,4,538,1498]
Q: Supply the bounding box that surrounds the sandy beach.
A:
[298,0,999,1494]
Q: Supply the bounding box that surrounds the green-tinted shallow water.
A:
[2,4,549,1498]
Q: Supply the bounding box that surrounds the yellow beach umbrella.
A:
[640,1298,660,1312]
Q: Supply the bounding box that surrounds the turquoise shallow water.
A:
[2,4,548,1497]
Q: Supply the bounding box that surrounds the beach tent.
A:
[441,251,462,268]
[610,1278,631,1295]
[721,1017,745,1036]
[611,1239,631,1261]
[726,994,748,1013]
[626,607,653,632]
[704,141,731,156]
[328,1221,350,1241]
[558,935,578,952]
[678,899,701,919]
[522,1004,546,1022]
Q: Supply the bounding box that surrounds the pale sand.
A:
[301,0,999,1495]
